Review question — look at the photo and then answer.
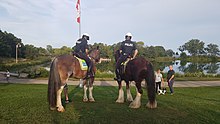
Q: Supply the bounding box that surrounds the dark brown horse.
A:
[114,50,157,108]
[48,47,100,112]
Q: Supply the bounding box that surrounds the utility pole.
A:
[16,43,21,63]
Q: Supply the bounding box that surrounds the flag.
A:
[76,0,80,23]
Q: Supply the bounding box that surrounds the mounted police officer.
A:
[74,33,94,78]
[114,32,138,82]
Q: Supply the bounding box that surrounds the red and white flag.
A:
[76,0,80,23]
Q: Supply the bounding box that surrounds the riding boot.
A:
[114,69,121,82]
[86,65,94,78]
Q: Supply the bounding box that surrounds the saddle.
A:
[74,56,88,71]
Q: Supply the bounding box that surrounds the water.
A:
[162,60,220,74]
[43,60,220,75]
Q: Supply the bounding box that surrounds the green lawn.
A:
[0,84,219,124]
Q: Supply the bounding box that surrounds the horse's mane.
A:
[89,46,99,54]
[114,49,121,62]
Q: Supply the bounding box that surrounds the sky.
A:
[0,0,220,51]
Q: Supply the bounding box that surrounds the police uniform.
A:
[74,37,93,77]
[115,40,137,79]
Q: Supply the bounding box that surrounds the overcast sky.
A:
[0,0,220,51]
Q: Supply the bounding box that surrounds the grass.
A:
[0,84,220,124]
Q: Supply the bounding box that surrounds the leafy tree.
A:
[180,52,187,59]
[145,46,156,58]
[46,45,53,55]
[181,39,205,56]
[0,30,22,57]
[178,45,185,53]
[53,46,72,56]
[136,41,145,47]
[38,47,48,56]
[165,49,175,57]
[23,44,38,59]
[204,43,220,56]
[154,46,166,57]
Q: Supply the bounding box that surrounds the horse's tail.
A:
[145,62,156,105]
[48,58,61,110]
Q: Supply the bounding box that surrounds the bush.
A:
[95,70,114,78]
[36,67,49,78]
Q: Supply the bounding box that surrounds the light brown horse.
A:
[48,47,100,112]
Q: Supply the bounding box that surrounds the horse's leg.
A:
[126,81,133,102]
[116,81,124,103]
[88,77,95,102]
[129,81,142,108]
[146,79,157,109]
[83,79,88,102]
[56,85,65,112]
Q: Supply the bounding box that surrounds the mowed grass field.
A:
[0,84,219,124]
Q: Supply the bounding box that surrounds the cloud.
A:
[0,0,219,50]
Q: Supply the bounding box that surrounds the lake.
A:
[162,60,220,75]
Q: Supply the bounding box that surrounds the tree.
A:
[53,46,72,56]
[180,52,187,59]
[154,46,166,57]
[46,45,53,55]
[23,44,38,59]
[181,39,205,56]
[0,30,22,57]
[165,49,175,57]
[205,43,220,56]
[144,46,156,58]
[178,45,185,53]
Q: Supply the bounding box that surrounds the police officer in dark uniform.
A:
[74,33,94,78]
[114,32,138,81]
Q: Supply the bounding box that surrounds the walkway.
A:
[0,76,219,87]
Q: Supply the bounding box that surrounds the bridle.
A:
[89,49,100,63]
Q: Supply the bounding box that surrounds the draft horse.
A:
[114,50,157,108]
[48,47,100,112]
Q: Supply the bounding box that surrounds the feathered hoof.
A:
[129,101,141,109]
[57,107,65,112]
[89,98,95,102]
[50,107,56,111]
[126,98,133,102]
[116,99,124,103]
[83,98,88,102]
[146,101,157,109]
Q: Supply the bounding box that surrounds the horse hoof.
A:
[57,107,65,112]
[50,107,56,111]
[83,98,88,102]
[126,98,133,102]
[146,101,157,109]
[89,98,95,102]
[129,101,141,109]
[116,99,124,103]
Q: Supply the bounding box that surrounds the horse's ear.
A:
[96,46,99,50]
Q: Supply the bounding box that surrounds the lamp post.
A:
[16,43,21,63]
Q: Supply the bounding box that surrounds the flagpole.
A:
[76,0,81,38]
[79,0,81,38]
[79,19,81,38]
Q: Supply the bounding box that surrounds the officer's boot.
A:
[114,69,121,82]
[86,65,94,78]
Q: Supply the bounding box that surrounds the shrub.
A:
[95,70,114,78]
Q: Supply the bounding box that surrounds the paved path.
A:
[0,77,219,87]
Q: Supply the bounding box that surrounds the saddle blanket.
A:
[75,56,88,71]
